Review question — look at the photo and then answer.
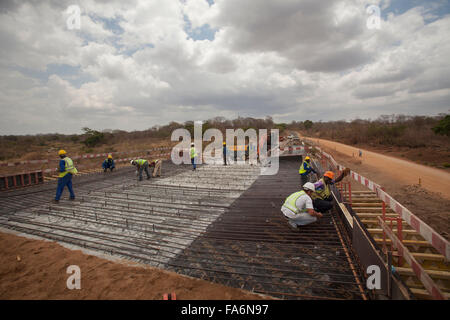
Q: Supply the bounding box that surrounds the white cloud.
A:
[0,0,448,134]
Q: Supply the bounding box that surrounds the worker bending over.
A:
[54,150,78,203]
[149,159,162,177]
[131,159,151,181]
[281,182,323,230]
[311,169,350,213]
[102,154,115,172]
[299,156,317,186]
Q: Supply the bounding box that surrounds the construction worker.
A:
[223,141,227,165]
[102,154,115,172]
[131,159,151,181]
[190,143,197,171]
[53,150,78,203]
[281,182,323,230]
[299,156,317,186]
[311,169,350,213]
[149,159,162,177]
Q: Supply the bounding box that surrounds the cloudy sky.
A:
[0,0,449,134]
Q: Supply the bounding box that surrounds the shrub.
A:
[82,127,105,147]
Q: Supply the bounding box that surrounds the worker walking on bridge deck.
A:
[299,156,317,186]
[53,150,78,203]
[281,182,323,230]
[311,169,350,213]
[190,143,198,171]
[131,159,151,181]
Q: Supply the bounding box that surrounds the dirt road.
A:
[302,136,450,200]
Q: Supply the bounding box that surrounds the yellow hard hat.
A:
[305,156,310,161]
[58,149,66,155]
[223,142,226,145]
[108,154,112,159]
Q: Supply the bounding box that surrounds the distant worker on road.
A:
[299,156,317,185]
[149,159,162,177]
[53,150,78,203]
[102,154,115,172]
[190,143,197,171]
[281,182,323,230]
[311,169,350,213]
[131,159,151,181]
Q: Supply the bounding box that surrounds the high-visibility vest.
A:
[283,190,308,214]
[311,178,331,200]
[136,159,148,166]
[58,157,77,178]
[190,147,197,159]
[299,161,311,175]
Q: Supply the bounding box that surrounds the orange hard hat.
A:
[324,171,334,179]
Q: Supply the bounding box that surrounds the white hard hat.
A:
[191,143,194,146]
[303,182,315,192]
[130,160,135,165]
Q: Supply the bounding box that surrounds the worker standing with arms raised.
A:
[281,182,323,230]
[190,143,197,171]
[53,150,78,203]
[299,156,317,186]
[102,154,115,172]
[131,159,151,181]
[311,169,350,213]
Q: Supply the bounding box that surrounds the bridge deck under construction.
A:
[0,158,367,300]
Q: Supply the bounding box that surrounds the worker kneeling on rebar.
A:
[311,169,350,213]
[131,159,151,181]
[281,182,323,230]
[102,154,115,172]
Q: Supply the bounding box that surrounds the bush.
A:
[82,127,105,147]
[432,115,450,136]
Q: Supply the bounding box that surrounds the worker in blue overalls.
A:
[102,154,115,172]
[53,149,78,203]
[299,156,317,186]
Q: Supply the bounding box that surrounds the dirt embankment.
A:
[0,231,270,300]
[302,136,450,240]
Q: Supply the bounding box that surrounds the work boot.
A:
[52,199,59,204]
[146,176,150,180]
[287,221,299,231]
[69,198,75,201]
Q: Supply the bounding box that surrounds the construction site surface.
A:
[0,135,449,300]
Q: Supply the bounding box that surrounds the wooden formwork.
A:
[339,187,450,300]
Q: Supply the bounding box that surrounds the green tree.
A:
[304,120,313,130]
[82,127,105,147]
[432,115,450,137]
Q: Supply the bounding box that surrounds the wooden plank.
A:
[338,203,353,228]
[410,288,450,300]
[395,267,450,280]
[367,228,419,235]
[375,238,433,247]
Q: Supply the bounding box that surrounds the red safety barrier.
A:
[163,292,176,300]
[0,171,44,190]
